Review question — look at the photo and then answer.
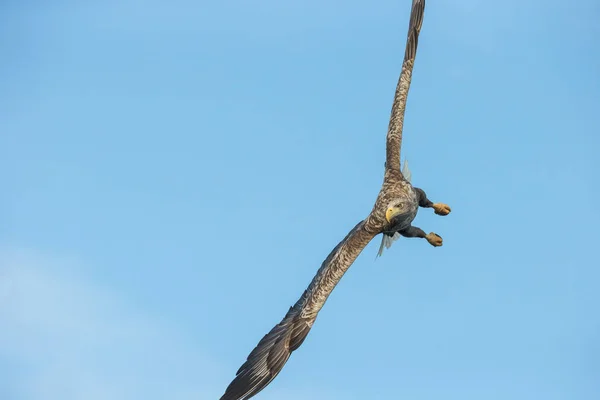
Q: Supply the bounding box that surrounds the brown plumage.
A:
[220,221,375,400]
[385,0,425,172]
[219,1,448,399]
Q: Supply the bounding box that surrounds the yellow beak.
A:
[386,206,402,223]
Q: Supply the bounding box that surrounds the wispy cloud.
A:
[0,248,216,400]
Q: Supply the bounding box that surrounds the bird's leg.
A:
[399,226,443,247]
[414,187,451,216]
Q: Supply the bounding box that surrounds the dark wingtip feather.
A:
[220,307,313,400]
[403,0,425,63]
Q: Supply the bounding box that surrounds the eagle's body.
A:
[384,179,419,233]
[219,1,451,399]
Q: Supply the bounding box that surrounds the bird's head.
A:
[385,199,412,223]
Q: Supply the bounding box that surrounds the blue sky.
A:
[1,0,599,399]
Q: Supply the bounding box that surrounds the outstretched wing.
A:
[220,221,377,400]
[385,0,426,172]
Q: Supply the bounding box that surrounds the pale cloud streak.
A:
[0,248,216,400]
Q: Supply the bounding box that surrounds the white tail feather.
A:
[376,232,402,258]
[402,159,412,182]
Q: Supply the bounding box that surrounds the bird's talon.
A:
[433,203,451,216]
[426,232,443,247]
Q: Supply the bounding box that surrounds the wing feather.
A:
[220,221,376,400]
[385,0,426,172]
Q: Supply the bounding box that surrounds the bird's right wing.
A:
[220,220,377,400]
[385,0,426,172]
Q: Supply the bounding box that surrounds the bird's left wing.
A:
[220,220,377,400]
[385,0,426,172]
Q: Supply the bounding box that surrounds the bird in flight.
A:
[219,1,450,399]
